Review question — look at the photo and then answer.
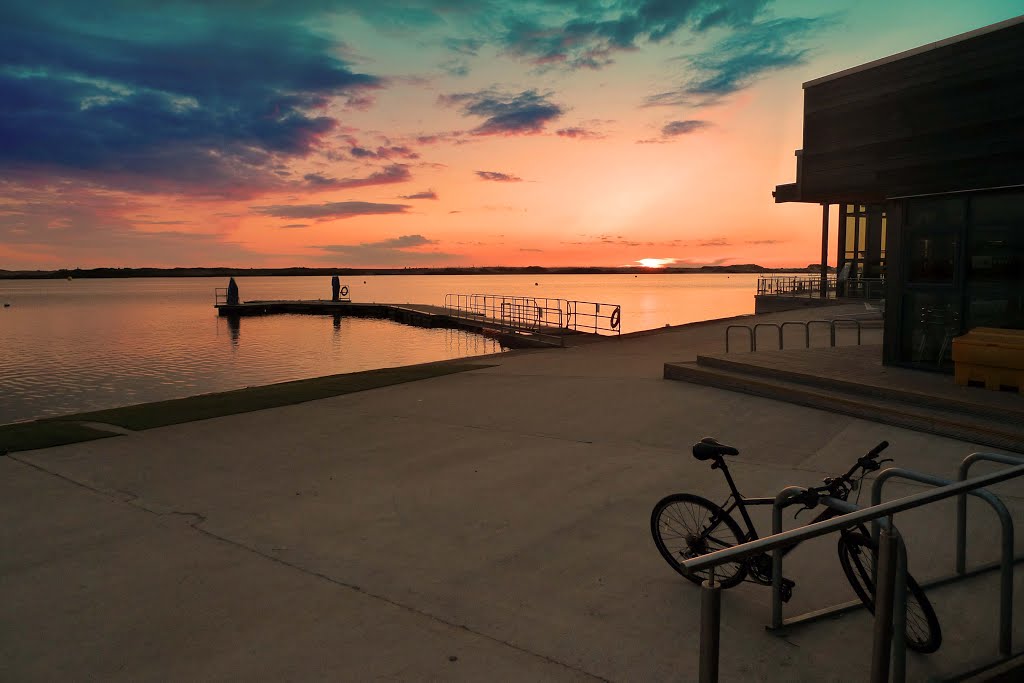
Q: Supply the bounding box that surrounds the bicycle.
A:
[650,438,942,654]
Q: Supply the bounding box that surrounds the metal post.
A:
[820,203,830,299]
[892,539,908,683]
[700,573,721,683]
[873,465,1015,656]
[771,486,807,629]
[957,452,1024,576]
[871,520,897,683]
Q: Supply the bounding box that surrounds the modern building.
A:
[774,15,1024,370]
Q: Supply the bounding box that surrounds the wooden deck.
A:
[214,300,580,348]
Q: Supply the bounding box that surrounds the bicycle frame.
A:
[710,459,839,557]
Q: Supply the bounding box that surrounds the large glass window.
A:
[965,189,1024,330]
[901,290,961,368]
[839,203,886,286]
[892,189,1024,369]
[906,230,957,283]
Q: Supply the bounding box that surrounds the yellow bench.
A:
[953,327,1024,391]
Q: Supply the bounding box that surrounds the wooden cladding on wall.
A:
[799,21,1024,202]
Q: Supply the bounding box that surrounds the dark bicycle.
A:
[651,438,941,654]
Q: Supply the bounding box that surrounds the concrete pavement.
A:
[2,305,1022,681]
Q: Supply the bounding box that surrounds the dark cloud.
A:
[746,239,783,244]
[400,190,438,200]
[662,120,711,136]
[252,201,409,219]
[699,237,732,247]
[280,223,309,229]
[476,171,523,182]
[439,89,563,135]
[414,131,467,146]
[645,16,829,106]
[301,165,412,190]
[636,119,711,143]
[444,37,484,56]
[498,1,770,69]
[556,127,604,140]
[344,139,421,160]
[439,58,471,77]
[314,233,459,265]
[0,0,382,193]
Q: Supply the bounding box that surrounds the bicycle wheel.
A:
[837,530,942,654]
[651,493,747,588]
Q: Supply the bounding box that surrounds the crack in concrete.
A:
[7,454,611,682]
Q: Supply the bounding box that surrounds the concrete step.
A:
[663,361,1024,453]
[695,353,1024,424]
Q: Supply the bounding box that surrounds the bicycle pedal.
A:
[780,578,796,603]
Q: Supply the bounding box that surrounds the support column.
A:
[820,203,830,298]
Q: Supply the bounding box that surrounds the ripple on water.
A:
[1,311,504,424]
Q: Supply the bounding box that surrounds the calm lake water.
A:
[0,273,759,424]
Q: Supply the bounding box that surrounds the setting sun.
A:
[637,258,676,268]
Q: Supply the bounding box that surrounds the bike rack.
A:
[957,452,1024,576]
[868,466,1018,659]
[724,319,867,353]
[754,323,783,351]
[831,318,863,346]
[725,325,754,352]
[768,491,888,632]
[780,321,810,348]
[680,459,1024,683]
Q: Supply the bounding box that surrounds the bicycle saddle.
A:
[692,437,739,460]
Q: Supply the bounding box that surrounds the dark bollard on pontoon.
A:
[226,277,239,305]
[331,274,340,302]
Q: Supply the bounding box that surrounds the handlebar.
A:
[840,441,889,480]
[791,441,892,518]
[866,440,889,459]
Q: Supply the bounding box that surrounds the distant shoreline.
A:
[0,265,832,280]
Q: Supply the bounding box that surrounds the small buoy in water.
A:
[535,282,538,285]
[67,275,72,280]
[3,303,9,308]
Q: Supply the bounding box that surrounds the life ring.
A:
[610,307,621,330]
[340,285,350,297]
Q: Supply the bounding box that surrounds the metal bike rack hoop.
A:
[957,452,1024,575]
[871,467,1015,658]
[753,322,782,351]
[725,325,753,352]
[780,321,810,349]
[830,318,862,346]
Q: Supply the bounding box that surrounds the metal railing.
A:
[214,288,228,305]
[682,457,1024,683]
[757,275,837,298]
[725,318,863,352]
[757,276,886,301]
[843,277,887,300]
[444,293,621,336]
[566,300,621,335]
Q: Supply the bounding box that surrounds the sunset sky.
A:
[2,1,1021,270]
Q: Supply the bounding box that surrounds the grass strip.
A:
[2,361,491,452]
[0,421,115,454]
